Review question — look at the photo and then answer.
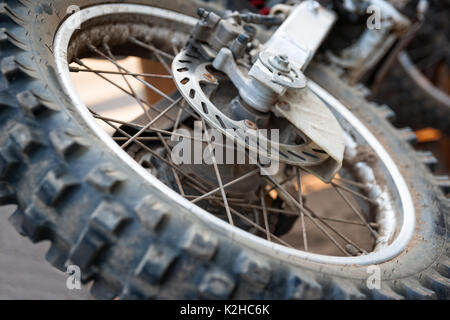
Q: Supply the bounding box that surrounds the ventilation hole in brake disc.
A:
[201,102,208,114]
[313,148,327,154]
[185,53,200,59]
[180,77,190,85]
[177,67,189,72]
[303,151,319,159]
[189,89,196,99]
[216,115,226,129]
[274,149,288,158]
[179,60,192,64]
[288,150,306,161]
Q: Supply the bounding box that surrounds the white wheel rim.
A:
[53,3,415,265]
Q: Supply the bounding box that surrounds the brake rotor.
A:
[172,50,331,169]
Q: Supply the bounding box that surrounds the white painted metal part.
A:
[263,1,337,70]
[274,87,345,182]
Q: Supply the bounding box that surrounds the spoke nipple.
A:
[345,244,360,256]
[245,119,258,130]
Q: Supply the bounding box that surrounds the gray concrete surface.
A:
[0,205,91,300]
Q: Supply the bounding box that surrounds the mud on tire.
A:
[0,0,448,299]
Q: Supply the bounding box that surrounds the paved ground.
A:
[0,59,141,300]
[0,205,91,300]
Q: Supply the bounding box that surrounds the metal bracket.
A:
[273,87,345,181]
[261,1,337,71]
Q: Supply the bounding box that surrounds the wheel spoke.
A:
[266,173,296,194]
[70,66,173,79]
[170,105,188,195]
[129,36,175,60]
[296,168,308,251]
[333,176,368,189]
[92,112,229,150]
[211,199,294,248]
[184,195,247,203]
[333,184,379,239]
[201,118,234,225]
[103,41,156,136]
[113,137,167,141]
[91,108,210,194]
[87,43,175,103]
[74,58,181,124]
[129,36,173,74]
[91,113,201,141]
[121,97,182,149]
[304,205,367,255]
[260,189,271,241]
[172,44,180,55]
[172,107,184,136]
[331,182,378,205]
[191,169,259,204]
[228,202,378,227]
[259,164,350,256]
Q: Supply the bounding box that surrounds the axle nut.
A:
[269,54,290,73]
[278,101,290,111]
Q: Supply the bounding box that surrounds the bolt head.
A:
[269,54,291,73]
[197,8,206,18]
[308,1,320,13]
[278,101,290,111]
[277,55,289,64]
[237,34,250,44]
[244,120,258,130]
